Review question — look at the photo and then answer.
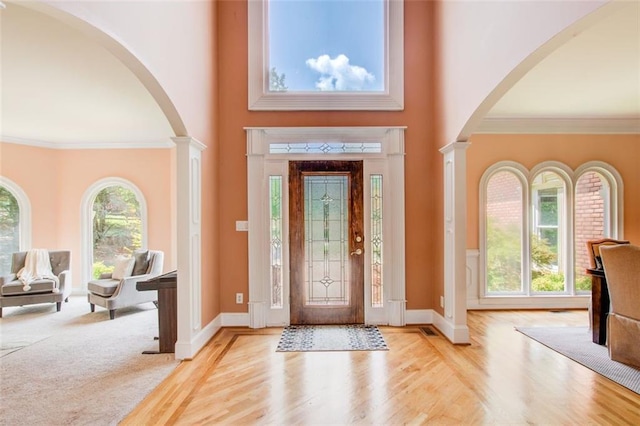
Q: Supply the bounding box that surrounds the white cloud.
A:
[305,54,375,91]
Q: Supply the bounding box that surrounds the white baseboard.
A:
[174,314,222,360]
[432,311,470,344]
[221,312,250,327]
[467,296,590,310]
[405,309,433,325]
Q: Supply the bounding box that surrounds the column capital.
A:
[171,136,207,151]
[439,141,471,155]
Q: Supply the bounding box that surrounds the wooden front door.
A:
[289,161,364,325]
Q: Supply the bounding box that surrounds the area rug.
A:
[0,296,179,425]
[516,326,640,394]
[276,324,388,352]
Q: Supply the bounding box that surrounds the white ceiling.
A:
[1,2,638,148]
[0,3,173,148]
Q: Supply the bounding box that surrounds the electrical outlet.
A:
[440,296,444,308]
[236,293,243,304]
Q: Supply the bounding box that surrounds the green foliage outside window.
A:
[487,219,567,293]
[0,187,20,276]
[575,274,592,292]
[269,67,288,92]
[486,219,522,292]
[92,186,141,278]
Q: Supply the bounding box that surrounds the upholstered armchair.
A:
[87,250,164,320]
[0,250,72,317]
[600,244,640,368]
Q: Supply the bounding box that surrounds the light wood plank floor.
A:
[122,310,640,425]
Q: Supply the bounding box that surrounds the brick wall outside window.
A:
[575,172,605,273]
[486,171,522,228]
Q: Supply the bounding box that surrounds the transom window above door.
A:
[248,0,404,111]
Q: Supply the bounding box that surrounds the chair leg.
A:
[0,308,2,318]
[65,297,69,303]
[90,303,95,313]
[109,310,115,320]
[56,302,62,312]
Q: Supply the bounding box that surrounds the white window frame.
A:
[0,176,32,251]
[477,160,623,309]
[248,0,404,111]
[80,177,148,291]
[530,163,573,294]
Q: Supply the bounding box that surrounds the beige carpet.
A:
[0,296,179,425]
[516,326,640,394]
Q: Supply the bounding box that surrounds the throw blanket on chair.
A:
[17,249,59,293]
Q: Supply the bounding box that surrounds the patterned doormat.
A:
[276,324,389,352]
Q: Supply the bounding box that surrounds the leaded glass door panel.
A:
[289,161,364,324]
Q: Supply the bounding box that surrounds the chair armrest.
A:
[57,270,70,291]
[0,273,17,286]
[113,274,153,298]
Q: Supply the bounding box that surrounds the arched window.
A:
[573,162,623,294]
[479,161,621,303]
[92,185,143,278]
[484,168,525,294]
[0,177,31,275]
[530,165,573,294]
[81,178,147,286]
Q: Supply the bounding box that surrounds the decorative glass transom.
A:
[304,175,350,306]
[269,176,283,308]
[370,175,384,307]
[270,142,382,154]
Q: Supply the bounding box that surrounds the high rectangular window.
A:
[268,0,384,92]
[248,0,404,110]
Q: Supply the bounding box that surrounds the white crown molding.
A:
[476,117,640,134]
[0,135,175,149]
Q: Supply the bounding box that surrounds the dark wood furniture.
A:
[586,268,608,345]
[137,270,177,354]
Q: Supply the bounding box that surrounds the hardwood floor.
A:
[122,310,640,425]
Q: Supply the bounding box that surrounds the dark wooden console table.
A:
[586,268,608,345]
[137,270,177,354]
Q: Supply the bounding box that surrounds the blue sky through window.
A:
[268,0,385,92]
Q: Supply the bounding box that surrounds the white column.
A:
[172,136,206,359]
[439,142,470,343]
[246,130,267,328]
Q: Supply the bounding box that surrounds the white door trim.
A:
[245,127,406,327]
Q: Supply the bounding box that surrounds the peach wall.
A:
[466,134,640,248]
[0,142,175,291]
[201,1,220,324]
[217,0,440,312]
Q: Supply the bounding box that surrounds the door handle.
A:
[350,248,362,256]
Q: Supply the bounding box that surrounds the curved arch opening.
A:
[15,1,187,138]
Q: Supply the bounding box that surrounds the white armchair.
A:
[87,250,164,320]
